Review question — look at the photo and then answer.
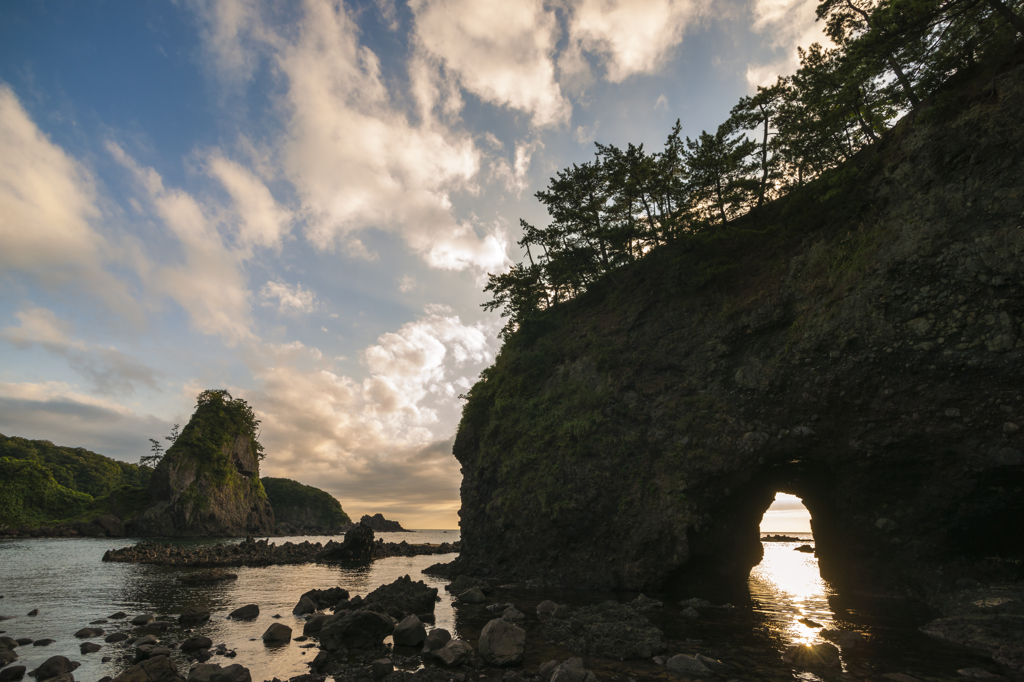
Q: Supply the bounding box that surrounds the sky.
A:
[0,0,827,528]
[760,493,812,533]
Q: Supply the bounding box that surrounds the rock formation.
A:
[131,390,275,537]
[447,58,1024,597]
[360,513,408,532]
[261,476,352,534]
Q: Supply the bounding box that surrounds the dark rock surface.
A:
[316,524,378,563]
[542,600,665,660]
[319,610,394,651]
[363,575,438,617]
[110,654,185,681]
[447,56,1024,602]
[359,514,408,532]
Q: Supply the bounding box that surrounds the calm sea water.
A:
[0,530,460,681]
[0,531,1003,681]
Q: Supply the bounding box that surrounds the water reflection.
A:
[749,536,834,646]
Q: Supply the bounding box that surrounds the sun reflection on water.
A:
[749,539,835,645]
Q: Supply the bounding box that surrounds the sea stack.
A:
[132,390,275,537]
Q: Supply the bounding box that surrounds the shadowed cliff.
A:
[447,54,1024,597]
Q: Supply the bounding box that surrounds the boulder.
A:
[0,666,26,682]
[0,636,17,649]
[424,628,451,652]
[111,655,186,681]
[302,613,331,636]
[393,614,426,647]
[131,614,154,626]
[445,576,488,595]
[261,623,292,644]
[457,587,486,604]
[478,618,526,666]
[178,607,210,626]
[32,640,55,647]
[292,596,316,616]
[134,635,159,647]
[316,523,376,563]
[371,658,394,681]
[181,636,213,652]
[80,642,102,654]
[105,633,129,643]
[73,628,103,638]
[185,664,221,682]
[297,587,349,611]
[136,644,173,660]
[319,610,394,651]
[208,665,250,682]
[432,639,474,667]
[228,605,258,620]
[364,575,438,616]
[109,612,128,619]
[549,658,596,682]
[502,607,525,623]
[782,643,842,670]
[0,649,16,666]
[30,656,79,680]
[666,654,710,677]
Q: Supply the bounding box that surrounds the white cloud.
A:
[0,85,137,314]
[206,152,293,250]
[1,306,161,395]
[655,94,669,110]
[189,0,265,85]
[567,0,697,83]
[490,139,542,197]
[410,0,572,127]
[745,0,829,87]
[398,274,417,292]
[107,141,256,345]
[575,120,600,145]
[260,280,319,314]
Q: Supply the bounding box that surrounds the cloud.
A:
[0,381,169,462]
[489,139,542,197]
[107,141,259,345]
[0,84,137,314]
[574,121,600,145]
[567,0,697,83]
[1,306,161,395]
[410,0,571,128]
[398,275,417,292]
[260,280,319,314]
[205,152,294,250]
[745,0,829,87]
[189,0,265,86]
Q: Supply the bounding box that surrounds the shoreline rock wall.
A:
[448,57,1024,595]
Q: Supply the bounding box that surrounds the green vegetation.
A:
[0,432,150,497]
[484,0,1024,339]
[162,389,267,490]
[0,457,94,526]
[261,477,352,529]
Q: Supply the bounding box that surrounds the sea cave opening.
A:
[751,492,834,644]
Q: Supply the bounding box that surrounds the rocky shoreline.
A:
[102,536,459,568]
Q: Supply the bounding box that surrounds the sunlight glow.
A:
[760,492,812,532]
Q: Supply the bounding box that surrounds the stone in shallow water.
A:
[393,614,427,647]
[262,622,292,644]
[666,654,710,677]
[478,618,525,666]
[228,604,258,620]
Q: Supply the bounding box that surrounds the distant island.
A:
[360,513,408,532]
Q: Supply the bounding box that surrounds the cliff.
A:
[132,390,275,537]
[450,56,1024,596]
[360,513,408,532]
[262,477,352,534]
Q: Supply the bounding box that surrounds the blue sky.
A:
[0,0,826,527]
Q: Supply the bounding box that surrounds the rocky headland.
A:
[262,477,353,535]
[132,391,275,538]
[360,514,409,532]
[444,54,1024,606]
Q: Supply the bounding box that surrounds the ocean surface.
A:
[0,530,460,681]
[0,530,1002,681]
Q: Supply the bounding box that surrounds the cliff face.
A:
[262,477,352,534]
[133,393,274,537]
[451,59,1024,596]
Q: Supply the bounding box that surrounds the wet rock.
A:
[134,635,159,647]
[15,638,31,646]
[666,654,710,677]
[0,666,26,682]
[424,628,451,652]
[262,623,292,644]
[538,660,559,682]
[32,640,55,647]
[0,636,16,649]
[922,614,1024,672]
[185,664,222,682]
[445,576,488,595]
[298,587,349,611]
[695,654,727,672]
[549,657,596,682]
[316,523,377,563]
[109,612,127,619]
[136,644,173,660]
[457,587,486,604]
[292,596,316,616]
[104,633,129,644]
[782,642,842,669]
[89,619,109,625]
[111,654,185,681]
[794,544,815,553]
[26,610,37,617]
[433,640,473,667]
[365,575,438,616]
[228,605,258,620]
[393,614,427,647]
[0,649,16,666]
[319,610,393,651]
[302,613,331,636]
[478,618,526,666]
[30,656,80,679]
[80,642,101,654]
[131,614,154,626]
[543,600,666,660]
[73,628,103,639]
[798,617,823,628]
[371,658,394,680]
[209,664,250,682]
[502,607,525,623]
[181,636,213,652]
[178,607,210,626]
